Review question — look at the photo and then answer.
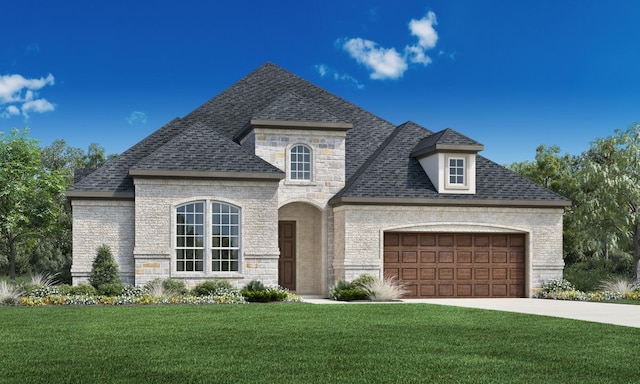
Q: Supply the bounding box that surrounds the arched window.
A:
[290,144,312,180]
[175,201,241,273]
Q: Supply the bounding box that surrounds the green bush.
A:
[539,279,575,293]
[192,280,233,296]
[89,245,121,288]
[334,288,369,301]
[97,282,125,296]
[69,283,97,296]
[162,279,188,295]
[242,280,265,292]
[329,275,372,301]
[241,288,288,302]
[563,258,627,292]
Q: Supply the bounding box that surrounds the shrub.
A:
[162,279,188,295]
[600,277,635,294]
[29,271,59,287]
[144,279,166,297]
[89,245,121,288]
[564,258,630,292]
[69,283,97,296]
[0,281,24,306]
[328,275,374,301]
[362,276,406,301]
[242,287,289,302]
[122,285,145,297]
[97,282,125,296]
[192,280,233,296]
[242,280,265,292]
[351,274,376,289]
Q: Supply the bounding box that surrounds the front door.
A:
[278,221,296,290]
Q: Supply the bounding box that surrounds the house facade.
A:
[67,63,570,298]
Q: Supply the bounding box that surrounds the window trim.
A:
[172,200,242,277]
[288,144,313,182]
[445,155,468,189]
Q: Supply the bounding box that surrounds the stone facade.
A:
[331,204,565,296]
[71,199,135,285]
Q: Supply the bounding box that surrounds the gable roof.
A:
[410,128,484,158]
[329,122,570,207]
[70,63,395,197]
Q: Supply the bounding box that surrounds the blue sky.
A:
[2,0,639,165]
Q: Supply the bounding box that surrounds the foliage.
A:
[351,273,376,289]
[600,277,635,295]
[240,282,291,303]
[192,280,233,296]
[564,256,632,292]
[573,123,640,279]
[361,276,407,301]
[144,278,166,297]
[538,279,576,294]
[0,280,23,306]
[89,244,120,288]
[0,128,66,282]
[144,278,188,297]
[96,282,125,296]
[329,275,381,301]
[242,279,265,292]
[28,271,59,287]
[68,283,97,296]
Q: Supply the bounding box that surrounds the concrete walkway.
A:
[301,297,640,328]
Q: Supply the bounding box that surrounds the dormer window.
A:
[290,144,312,181]
[448,157,465,186]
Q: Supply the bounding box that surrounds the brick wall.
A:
[71,199,135,285]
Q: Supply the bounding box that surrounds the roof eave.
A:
[410,144,485,159]
[129,169,285,181]
[329,196,571,208]
[66,190,135,200]
[235,119,353,142]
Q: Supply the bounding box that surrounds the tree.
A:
[507,145,581,260]
[89,244,120,287]
[0,129,66,282]
[574,123,640,280]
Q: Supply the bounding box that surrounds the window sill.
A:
[284,180,317,186]
[171,272,244,279]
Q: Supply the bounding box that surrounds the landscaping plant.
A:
[361,276,407,301]
[89,244,121,288]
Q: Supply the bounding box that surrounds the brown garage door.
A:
[384,233,525,298]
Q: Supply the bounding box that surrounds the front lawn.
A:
[1,304,638,383]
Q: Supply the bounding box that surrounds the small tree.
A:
[89,245,120,288]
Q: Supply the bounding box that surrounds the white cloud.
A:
[315,64,364,89]
[0,73,56,118]
[342,38,407,80]
[21,98,55,117]
[126,111,148,125]
[315,64,328,77]
[409,11,438,49]
[0,105,20,118]
[340,11,440,80]
[0,73,54,103]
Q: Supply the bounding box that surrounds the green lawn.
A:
[1,304,638,384]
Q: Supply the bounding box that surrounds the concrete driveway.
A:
[301,297,640,328]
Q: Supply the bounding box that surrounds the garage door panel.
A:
[384,251,399,263]
[402,268,418,280]
[457,251,472,263]
[384,233,525,298]
[401,251,418,263]
[420,251,436,263]
[474,251,490,263]
[421,268,436,280]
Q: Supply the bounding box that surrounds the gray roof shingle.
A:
[130,122,284,176]
[252,91,348,124]
[329,122,569,206]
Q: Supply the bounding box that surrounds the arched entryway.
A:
[278,202,323,295]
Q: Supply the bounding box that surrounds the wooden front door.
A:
[278,221,296,290]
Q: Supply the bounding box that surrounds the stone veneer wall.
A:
[71,199,135,285]
[332,205,565,296]
[132,178,281,288]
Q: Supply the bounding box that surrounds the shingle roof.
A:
[251,91,348,124]
[130,122,284,176]
[329,122,570,206]
[71,63,395,195]
[411,128,484,157]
